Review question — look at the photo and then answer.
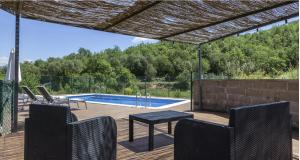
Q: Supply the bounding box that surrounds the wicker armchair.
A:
[24,104,117,160]
[174,101,292,160]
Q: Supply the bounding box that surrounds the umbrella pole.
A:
[12,2,21,133]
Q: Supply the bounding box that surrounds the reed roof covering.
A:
[0,0,298,44]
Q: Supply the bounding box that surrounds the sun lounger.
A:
[36,86,87,109]
[36,86,70,107]
[21,86,44,103]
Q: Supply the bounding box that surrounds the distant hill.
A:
[1,21,298,93]
[202,21,298,79]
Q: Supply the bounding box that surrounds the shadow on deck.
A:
[0,102,299,160]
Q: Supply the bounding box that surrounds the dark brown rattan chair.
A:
[24,104,117,160]
[174,101,292,160]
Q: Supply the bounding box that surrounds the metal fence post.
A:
[144,76,147,97]
[88,76,91,93]
[70,76,73,94]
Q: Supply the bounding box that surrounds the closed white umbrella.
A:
[5,49,21,82]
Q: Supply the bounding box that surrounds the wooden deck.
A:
[1,102,299,160]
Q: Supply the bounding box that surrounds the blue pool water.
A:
[67,94,184,107]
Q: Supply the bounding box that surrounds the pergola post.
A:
[190,71,193,111]
[12,2,21,132]
[197,45,203,110]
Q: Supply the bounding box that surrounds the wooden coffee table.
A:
[129,110,193,151]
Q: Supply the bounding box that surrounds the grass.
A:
[278,68,298,79]
[233,68,299,79]
[147,88,190,99]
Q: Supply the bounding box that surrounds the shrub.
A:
[174,70,190,90]
[124,87,133,95]
[278,68,299,79]
[173,90,181,98]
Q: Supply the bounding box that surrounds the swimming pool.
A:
[67,94,188,109]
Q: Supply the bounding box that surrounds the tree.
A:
[145,63,157,81]
[18,20,299,95]
[174,70,191,90]
[20,62,41,93]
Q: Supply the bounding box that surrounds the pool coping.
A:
[60,93,190,109]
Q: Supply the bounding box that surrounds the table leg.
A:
[84,101,87,110]
[129,119,134,142]
[77,101,80,108]
[149,124,154,151]
[168,121,172,134]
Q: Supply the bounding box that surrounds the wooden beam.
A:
[200,13,298,45]
[103,1,162,31]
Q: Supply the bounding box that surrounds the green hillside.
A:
[1,21,298,95]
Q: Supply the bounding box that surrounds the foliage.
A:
[20,62,41,93]
[0,66,5,80]
[0,21,297,97]
[173,90,182,98]
[278,68,299,79]
[174,70,191,90]
[124,87,133,95]
[202,21,299,78]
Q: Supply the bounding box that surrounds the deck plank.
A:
[1,102,298,160]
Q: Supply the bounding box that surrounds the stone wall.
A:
[193,80,299,128]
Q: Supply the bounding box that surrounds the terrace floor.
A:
[1,102,299,160]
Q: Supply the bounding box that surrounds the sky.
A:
[0,9,298,66]
[0,10,158,66]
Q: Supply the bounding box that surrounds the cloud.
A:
[0,56,8,66]
[132,37,158,44]
[23,58,33,62]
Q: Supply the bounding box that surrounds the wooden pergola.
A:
[0,0,298,132]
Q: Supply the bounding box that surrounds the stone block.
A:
[239,80,253,88]
[267,80,288,90]
[226,87,245,95]
[290,102,299,113]
[261,89,279,100]
[206,87,225,94]
[238,95,251,105]
[287,81,299,91]
[245,88,262,97]
[225,80,240,88]
[202,93,210,99]
[203,80,219,86]
[252,80,268,89]
[278,91,299,102]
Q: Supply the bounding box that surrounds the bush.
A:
[173,90,181,98]
[174,70,190,90]
[62,84,72,94]
[105,88,117,94]
[278,68,298,79]
[124,87,133,95]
